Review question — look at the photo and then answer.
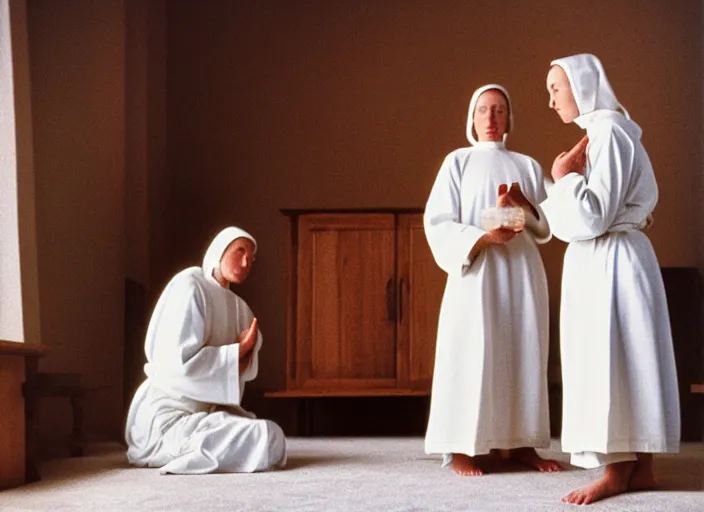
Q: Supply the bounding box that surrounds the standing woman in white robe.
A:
[424,84,560,476]
[125,227,287,474]
[542,54,680,505]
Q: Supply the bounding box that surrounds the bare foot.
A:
[508,447,563,473]
[562,461,635,505]
[630,453,658,491]
[451,453,484,476]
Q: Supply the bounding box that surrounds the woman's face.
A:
[217,237,256,286]
[546,65,580,123]
[473,89,509,142]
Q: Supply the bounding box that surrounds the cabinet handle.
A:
[398,278,404,322]
[386,277,396,322]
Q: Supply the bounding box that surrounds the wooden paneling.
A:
[397,214,445,389]
[296,214,396,388]
[273,209,448,414]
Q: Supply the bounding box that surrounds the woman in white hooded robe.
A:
[424,85,560,476]
[542,54,680,505]
[125,226,287,474]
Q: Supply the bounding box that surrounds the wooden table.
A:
[0,340,48,489]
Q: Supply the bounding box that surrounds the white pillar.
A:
[0,0,39,344]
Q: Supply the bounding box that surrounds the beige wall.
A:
[27,0,125,443]
[161,0,703,394]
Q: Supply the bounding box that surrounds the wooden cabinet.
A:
[272,209,445,397]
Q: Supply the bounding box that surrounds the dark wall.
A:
[27,0,125,445]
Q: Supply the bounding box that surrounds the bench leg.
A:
[23,360,41,482]
[69,393,85,457]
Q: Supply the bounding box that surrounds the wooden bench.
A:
[0,340,48,489]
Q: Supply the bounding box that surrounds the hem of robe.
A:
[570,452,637,469]
[157,442,287,475]
[125,382,166,466]
[158,461,285,475]
[425,436,551,457]
[152,421,287,476]
[561,437,680,455]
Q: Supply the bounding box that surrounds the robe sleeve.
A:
[147,275,241,406]
[424,152,486,275]
[525,157,552,244]
[228,297,263,401]
[541,124,634,242]
[526,203,551,244]
[239,329,262,384]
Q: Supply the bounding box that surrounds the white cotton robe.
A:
[542,54,680,458]
[424,137,552,458]
[125,229,286,474]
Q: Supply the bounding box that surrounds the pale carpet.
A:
[1,438,702,511]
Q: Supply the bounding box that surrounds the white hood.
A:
[550,53,629,119]
[202,226,257,285]
[466,83,513,146]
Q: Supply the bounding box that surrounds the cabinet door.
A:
[296,214,397,389]
[397,213,446,390]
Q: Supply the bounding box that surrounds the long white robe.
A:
[424,141,551,458]
[541,110,680,456]
[125,267,286,474]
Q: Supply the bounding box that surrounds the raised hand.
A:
[551,135,589,181]
[237,317,258,359]
[239,352,253,374]
[497,183,514,208]
[573,139,587,175]
[498,183,539,219]
[643,213,654,230]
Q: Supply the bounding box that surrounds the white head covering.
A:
[202,226,257,285]
[550,53,629,119]
[466,83,513,146]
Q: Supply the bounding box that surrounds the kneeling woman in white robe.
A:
[125,227,286,474]
[424,84,558,475]
[543,54,679,505]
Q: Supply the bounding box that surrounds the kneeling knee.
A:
[262,419,286,466]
